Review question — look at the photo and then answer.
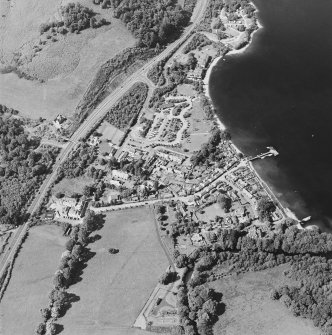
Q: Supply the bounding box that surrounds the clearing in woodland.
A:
[210,264,320,335]
[0,225,67,335]
[59,206,169,335]
[0,0,135,120]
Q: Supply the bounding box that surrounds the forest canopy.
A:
[0,114,58,226]
[111,0,192,47]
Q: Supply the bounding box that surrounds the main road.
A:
[0,0,208,279]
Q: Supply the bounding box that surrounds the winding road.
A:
[0,0,208,280]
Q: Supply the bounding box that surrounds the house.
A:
[112,170,129,181]
[44,211,55,220]
[191,233,204,245]
[51,196,88,221]
[108,179,122,188]
[53,114,67,129]
[106,193,121,203]
[242,188,253,199]
[87,136,101,147]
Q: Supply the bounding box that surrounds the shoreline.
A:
[202,3,304,227]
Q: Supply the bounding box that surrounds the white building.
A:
[87,136,101,147]
[53,114,67,129]
[112,169,129,181]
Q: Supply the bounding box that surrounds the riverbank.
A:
[202,3,304,228]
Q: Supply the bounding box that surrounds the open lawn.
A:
[196,203,224,222]
[210,265,320,335]
[59,206,169,335]
[0,225,66,335]
[177,84,196,97]
[0,0,135,120]
[182,97,212,153]
[52,175,95,197]
[97,121,124,146]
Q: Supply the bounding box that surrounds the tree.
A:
[77,227,89,246]
[83,185,93,197]
[40,307,51,322]
[212,18,224,30]
[196,255,216,272]
[159,271,177,285]
[217,194,232,212]
[46,322,57,335]
[71,243,84,260]
[55,192,63,199]
[65,238,75,252]
[49,288,67,304]
[35,323,46,335]
[202,299,218,315]
[175,254,188,268]
[82,210,96,232]
[53,271,66,289]
[257,197,276,222]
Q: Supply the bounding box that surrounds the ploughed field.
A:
[59,206,168,335]
[0,225,67,335]
[211,264,320,335]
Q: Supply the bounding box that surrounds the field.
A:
[177,84,196,97]
[211,265,320,335]
[52,175,95,196]
[59,206,169,335]
[97,121,125,146]
[182,98,212,153]
[0,0,135,120]
[0,225,67,335]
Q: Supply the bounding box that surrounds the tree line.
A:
[36,212,104,335]
[0,115,59,226]
[57,143,97,181]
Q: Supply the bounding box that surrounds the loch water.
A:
[209,0,332,232]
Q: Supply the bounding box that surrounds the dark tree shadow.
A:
[92,214,106,231]
[69,249,96,285]
[54,323,64,335]
[89,234,101,243]
[217,302,226,316]
[60,293,80,318]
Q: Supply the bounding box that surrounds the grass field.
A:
[52,175,95,197]
[210,265,320,335]
[59,206,169,335]
[182,98,212,153]
[0,0,135,120]
[0,225,66,335]
[98,121,125,146]
[177,84,196,97]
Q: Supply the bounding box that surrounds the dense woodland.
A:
[272,255,332,334]
[110,0,192,47]
[190,129,231,167]
[40,2,109,36]
[0,115,59,226]
[105,82,148,130]
[198,0,224,31]
[225,0,256,18]
[183,34,213,54]
[171,221,332,335]
[57,144,97,180]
